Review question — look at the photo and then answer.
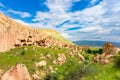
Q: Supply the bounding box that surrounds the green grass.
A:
[0,46,120,80]
[84,63,120,80]
[39,28,73,44]
[0,46,81,79]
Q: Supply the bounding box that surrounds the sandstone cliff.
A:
[0,13,74,52]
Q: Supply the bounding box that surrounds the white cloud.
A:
[30,0,120,42]
[0,3,6,8]
[90,0,99,5]
[61,33,72,39]
[13,19,29,26]
[7,9,31,18]
[113,3,120,12]
[7,0,118,42]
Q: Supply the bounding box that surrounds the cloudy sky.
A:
[0,0,120,42]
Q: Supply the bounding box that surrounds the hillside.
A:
[73,40,120,47]
[39,29,72,44]
[0,45,120,80]
[0,13,120,80]
[0,13,73,52]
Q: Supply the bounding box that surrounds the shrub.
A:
[114,56,120,68]
[87,49,92,54]
[118,51,120,55]
[87,49,103,55]
[44,73,59,80]
[64,69,82,80]
[64,64,97,80]
[98,49,103,54]
[21,51,25,55]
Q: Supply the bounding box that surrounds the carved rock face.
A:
[0,13,82,52]
[1,63,31,80]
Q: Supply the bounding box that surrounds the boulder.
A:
[48,66,55,73]
[93,54,100,62]
[46,54,51,59]
[78,53,85,61]
[36,60,47,67]
[103,42,115,54]
[57,54,66,65]
[1,63,31,80]
[100,58,110,64]
[100,42,116,64]
[53,54,66,65]
[32,74,41,80]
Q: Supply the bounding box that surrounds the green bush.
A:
[87,49,92,54]
[114,56,120,68]
[21,51,25,55]
[87,49,103,55]
[44,73,59,80]
[64,64,97,80]
[118,51,120,54]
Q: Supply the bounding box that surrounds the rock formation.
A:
[35,60,47,67]
[103,42,115,55]
[1,63,31,80]
[0,13,83,52]
[78,53,85,61]
[100,42,116,64]
[53,54,66,65]
[32,74,41,80]
[93,54,100,62]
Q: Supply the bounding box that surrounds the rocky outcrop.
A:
[78,53,85,61]
[32,74,41,80]
[1,63,31,80]
[35,60,47,67]
[100,42,116,64]
[103,42,115,55]
[93,54,100,62]
[53,54,66,65]
[0,13,82,52]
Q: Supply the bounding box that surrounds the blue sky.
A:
[0,0,120,42]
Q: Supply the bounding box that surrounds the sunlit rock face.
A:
[0,24,17,52]
[100,42,116,64]
[0,13,81,52]
[1,63,31,80]
[103,42,115,55]
[0,13,28,52]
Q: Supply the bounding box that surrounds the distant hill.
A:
[73,40,120,47]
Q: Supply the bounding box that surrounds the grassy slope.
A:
[0,46,80,79]
[0,46,120,80]
[39,29,73,44]
[83,63,120,80]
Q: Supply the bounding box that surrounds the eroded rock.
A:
[32,74,41,80]
[78,53,85,61]
[53,54,66,65]
[1,63,31,80]
[93,54,100,62]
[100,42,116,64]
[35,60,47,67]
[103,42,115,54]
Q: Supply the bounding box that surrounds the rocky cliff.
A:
[0,13,75,52]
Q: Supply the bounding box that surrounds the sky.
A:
[0,0,120,42]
